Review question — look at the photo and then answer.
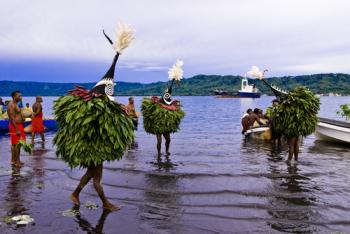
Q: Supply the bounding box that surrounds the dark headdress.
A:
[91,31,119,100]
[161,60,184,105]
[247,66,288,100]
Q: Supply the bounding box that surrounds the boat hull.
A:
[0,119,58,133]
[245,126,271,140]
[237,91,261,98]
[315,117,350,144]
[215,92,261,98]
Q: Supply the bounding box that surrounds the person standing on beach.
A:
[126,97,138,131]
[31,96,45,145]
[7,91,26,167]
[141,60,185,158]
[54,25,135,211]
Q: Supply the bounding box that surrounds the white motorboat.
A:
[315,117,350,144]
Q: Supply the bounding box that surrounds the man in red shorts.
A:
[31,96,45,145]
[7,90,25,167]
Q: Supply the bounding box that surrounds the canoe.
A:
[245,126,272,141]
[0,119,58,133]
[315,117,350,144]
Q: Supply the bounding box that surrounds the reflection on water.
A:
[74,206,111,234]
[4,167,30,216]
[267,162,316,233]
[141,172,181,232]
[0,96,350,233]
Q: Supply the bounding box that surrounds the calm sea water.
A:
[0,96,350,233]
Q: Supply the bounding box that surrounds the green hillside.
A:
[1,73,349,96]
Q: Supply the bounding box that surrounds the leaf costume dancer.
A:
[248,66,320,161]
[141,60,185,157]
[54,24,135,211]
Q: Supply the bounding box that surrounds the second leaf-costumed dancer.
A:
[142,60,185,157]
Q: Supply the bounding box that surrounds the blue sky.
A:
[1,0,350,83]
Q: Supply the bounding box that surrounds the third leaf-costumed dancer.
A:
[53,24,135,211]
[141,60,185,158]
[248,66,320,161]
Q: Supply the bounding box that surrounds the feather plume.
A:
[247,66,267,80]
[113,23,135,53]
[168,60,184,81]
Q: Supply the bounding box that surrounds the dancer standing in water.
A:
[142,60,185,158]
[126,97,139,131]
[248,66,319,161]
[54,24,135,211]
[32,96,45,145]
[7,91,26,167]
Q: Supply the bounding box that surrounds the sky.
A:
[1,0,350,83]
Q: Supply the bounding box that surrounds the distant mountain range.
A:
[1,73,349,96]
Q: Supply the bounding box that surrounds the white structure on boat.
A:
[238,77,261,98]
[315,117,350,144]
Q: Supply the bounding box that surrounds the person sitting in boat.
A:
[264,99,277,120]
[22,103,33,118]
[250,108,266,127]
[0,98,4,107]
[241,108,252,134]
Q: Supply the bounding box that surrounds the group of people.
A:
[46,26,185,211]
[5,93,45,167]
[241,99,279,134]
[242,67,320,162]
[3,25,320,213]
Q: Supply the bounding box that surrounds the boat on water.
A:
[214,77,261,98]
[244,117,350,144]
[245,126,271,140]
[315,117,350,144]
[0,119,58,133]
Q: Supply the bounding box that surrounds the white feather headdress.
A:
[247,66,267,80]
[168,60,184,81]
[113,23,135,53]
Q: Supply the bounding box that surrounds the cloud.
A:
[0,0,350,82]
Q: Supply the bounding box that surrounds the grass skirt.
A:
[53,95,134,168]
[141,97,185,135]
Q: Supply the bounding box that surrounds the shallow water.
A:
[0,96,350,233]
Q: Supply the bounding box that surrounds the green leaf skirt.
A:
[53,95,134,168]
[272,86,320,138]
[141,98,185,135]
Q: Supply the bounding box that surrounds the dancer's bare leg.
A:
[14,145,24,167]
[40,132,45,143]
[288,137,296,161]
[164,133,171,155]
[93,164,120,211]
[294,137,299,161]
[31,132,35,145]
[70,166,94,205]
[11,145,16,165]
[156,134,162,157]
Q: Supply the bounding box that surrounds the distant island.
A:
[1,73,349,96]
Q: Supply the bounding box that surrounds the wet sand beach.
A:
[0,96,350,233]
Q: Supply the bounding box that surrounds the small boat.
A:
[214,77,261,98]
[0,119,58,133]
[315,117,350,144]
[245,126,272,141]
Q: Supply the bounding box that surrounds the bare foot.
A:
[14,162,24,167]
[69,194,80,206]
[103,202,120,211]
